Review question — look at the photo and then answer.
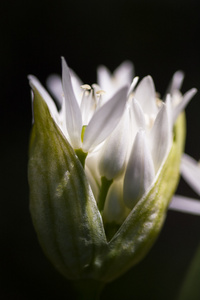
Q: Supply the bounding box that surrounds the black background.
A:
[1,0,200,299]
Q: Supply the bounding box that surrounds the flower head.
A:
[28,58,196,282]
[170,153,200,215]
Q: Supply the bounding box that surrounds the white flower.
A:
[28,58,197,224]
[29,58,128,153]
[97,60,134,101]
[170,153,200,215]
[29,58,199,282]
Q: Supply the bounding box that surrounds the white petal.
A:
[85,166,100,201]
[181,153,200,196]
[169,195,200,216]
[98,106,130,180]
[28,75,59,120]
[165,94,173,131]
[166,70,185,95]
[97,65,112,94]
[97,61,134,100]
[134,75,157,115]
[172,88,197,124]
[127,76,139,98]
[103,179,130,224]
[123,130,155,209]
[149,103,172,173]
[80,90,96,125]
[61,57,82,149]
[46,71,82,107]
[46,75,71,135]
[127,98,146,158]
[58,95,71,141]
[113,60,134,86]
[131,98,146,130]
[85,150,102,200]
[46,74,63,108]
[82,86,128,152]
[70,69,83,105]
[92,84,104,110]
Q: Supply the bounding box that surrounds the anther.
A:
[81,84,91,90]
[96,90,106,96]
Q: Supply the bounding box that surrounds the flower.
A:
[28,58,196,283]
[30,58,129,153]
[170,153,200,215]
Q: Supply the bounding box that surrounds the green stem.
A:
[72,279,105,300]
[98,177,113,212]
[75,148,88,168]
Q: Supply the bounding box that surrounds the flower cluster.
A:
[29,58,196,225]
[28,58,196,282]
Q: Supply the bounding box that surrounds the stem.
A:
[75,148,88,168]
[98,177,113,212]
[72,279,105,300]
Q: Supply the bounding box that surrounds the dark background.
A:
[1,0,200,299]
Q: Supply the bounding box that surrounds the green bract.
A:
[29,87,107,280]
[28,83,185,283]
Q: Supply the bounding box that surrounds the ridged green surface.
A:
[28,88,107,280]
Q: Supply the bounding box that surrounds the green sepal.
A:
[98,113,186,282]
[28,87,107,280]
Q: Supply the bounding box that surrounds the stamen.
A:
[96,90,106,96]
[81,84,91,90]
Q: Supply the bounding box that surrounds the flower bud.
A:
[28,59,194,284]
